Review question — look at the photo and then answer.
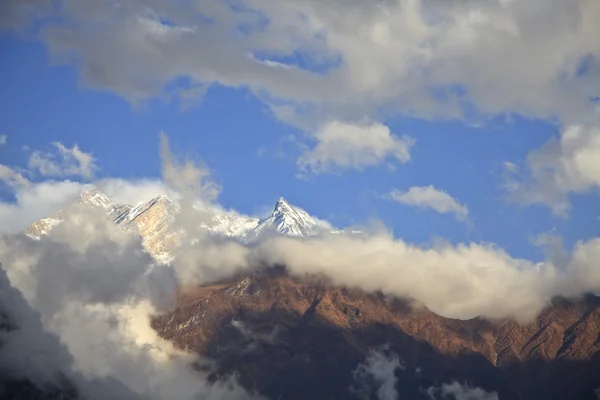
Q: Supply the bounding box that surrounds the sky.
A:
[1,0,599,263]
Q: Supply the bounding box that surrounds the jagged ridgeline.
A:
[25,187,326,262]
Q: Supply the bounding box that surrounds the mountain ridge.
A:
[152,266,600,400]
[24,187,324,260]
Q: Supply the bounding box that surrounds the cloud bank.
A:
[6,0,595,125]
[0,206,261,400]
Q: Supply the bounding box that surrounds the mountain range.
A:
[25,187,323,261]
[152,266,600,400]
[14,187,600,399]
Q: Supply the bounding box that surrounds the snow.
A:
[25,188,326,260]
[244,197,320,242]
[78,187,114,209]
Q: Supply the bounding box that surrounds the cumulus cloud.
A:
[4,0,597,126]
[298,121,413,174]
[0,135,6,146]
[0,132,263,399]
[157,132,253,285]
[387,186,469,221]
[0,206,260,400]
[28,142,98,180]
[506,125,600,215]
[352,347,403,400]
[0,180,83,234]
[427,382,498,400]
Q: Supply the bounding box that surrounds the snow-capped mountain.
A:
[24,188,323,260]
[25,187,114,240]
[245,197,320,242]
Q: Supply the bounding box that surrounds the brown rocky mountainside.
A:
[152,266,600,400]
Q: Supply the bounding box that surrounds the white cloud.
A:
[298,121,413,174]
[159,132,220,204]
[506,125,600,215]
[0,164,30,187]
[96,178,172,205]
[352,348,403,400]
[427,382,498,400]
[28,142,98,180]
[387,185,469,221]
[256,234,561,322]
[0,175,175,235]
[0,180,83,234]
[5,0,595,126]
[0,209,261,400]
[0,135,6,146]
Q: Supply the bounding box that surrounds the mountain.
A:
[245,197,320,243]
[152,266,600,400]
[24,188,322,260]
[25,187,114,240]
[14,188,600,399]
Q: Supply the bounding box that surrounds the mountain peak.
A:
[77,186,113,209]
[245,197,320,242]
[273,197,293,213]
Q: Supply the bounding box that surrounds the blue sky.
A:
[1,0,599,263]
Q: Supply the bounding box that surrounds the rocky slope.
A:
[152,266,600,400]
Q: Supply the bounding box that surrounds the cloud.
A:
[96,178,173,205]
[0,206,261,400]
[352,347,403,400]
[0,135,6,146]
[255,232,600,322]
[0,180,83,234]
[0,176,175,236]
[298,121,413,174]
[5,0,596,126]
[0,0,51,31]
[0,133,263,399]
[387,186,469,221]
[506,125,600,215]
[427,382,498,400]
[159,132,220,204]
[230,319,280,350]
[0,164,30,187]
[28,142,98,180]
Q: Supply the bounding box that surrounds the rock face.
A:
[152,267,600,400]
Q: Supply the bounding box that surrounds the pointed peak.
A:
[77,186,113,209]
[273,197,292,212]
